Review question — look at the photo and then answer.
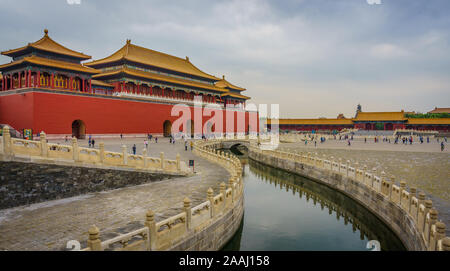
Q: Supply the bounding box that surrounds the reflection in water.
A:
[223,158,406,251]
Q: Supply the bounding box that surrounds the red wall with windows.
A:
[0,91,258,135]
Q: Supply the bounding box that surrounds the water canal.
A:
[223,157,406,251]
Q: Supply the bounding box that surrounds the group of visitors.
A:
[88,135,95,148]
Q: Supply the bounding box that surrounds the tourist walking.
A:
[144,139,148,149]
[120,133,123,139]
[88,138,92,148]
[91,139,95,148]
[441,142,445,152]
[132,144,136,155]
[155,137,158,143]
[185,140,188,151]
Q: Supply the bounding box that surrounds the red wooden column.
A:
[37,71,41,88]
[69,77,73,91]
[150,85,153,96]
[50,73,54,88]
[24,71,28,88]
[81,78,85,92]
[18,72,22,88]
[27,70,31,87]
[89,79,92,93]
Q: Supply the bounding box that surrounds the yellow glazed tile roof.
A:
[0,55,100,74]
[407,118,450,125]
[427,107,450,114]
[353,111,406,121]
[1,29,91,60]
[91,79,114,87]
[93,67,228,93]
[85,40,220,81]
[268,118,354,125]
[221,92,250,100]
[214,75,246,91]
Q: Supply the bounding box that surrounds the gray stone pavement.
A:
[0,137,229,251]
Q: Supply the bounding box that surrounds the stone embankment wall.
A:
[248,145,449,251]
[0,125,189,209]
[0,160,178,209]
[80,140,244,251]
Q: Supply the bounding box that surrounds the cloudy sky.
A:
[1,0,449,118]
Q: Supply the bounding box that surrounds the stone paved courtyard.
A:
[0,137,229,250]
[278,139,450,228]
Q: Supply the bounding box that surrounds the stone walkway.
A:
[0,138,229,251]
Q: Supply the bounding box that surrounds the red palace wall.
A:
[0,91,259,136]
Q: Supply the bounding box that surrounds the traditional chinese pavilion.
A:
[0,30,257,138]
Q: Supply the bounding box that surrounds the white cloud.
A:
[369,43,409,59]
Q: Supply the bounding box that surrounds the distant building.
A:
[267,107,450,133]
[428,107,450,114]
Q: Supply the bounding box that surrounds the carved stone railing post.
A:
[229,177,235,202]
[363,165,367,183]
[220,182,226,210]
[176,153,181,171]
[442,237,450,251]
[346,160,350,177]
[418,192,426,208]
[184,197,191,231]
[40,131,48,157]
[207,188,214,218]
[422,200,433,234]
[2,126,12,156]
[87,225,102,251]
[160,152,164,169]
[433,222,446,251]
[122,145,127,165]
[145,210,156,251]
[99,142,105,164]
[425,208,438,244]
[409,187,417,213]
[400,180,406,206]
[142,148,148,168]
[72,137,79,162]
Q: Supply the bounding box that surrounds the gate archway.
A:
[163,120,172,137]
[72,120,86,139]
